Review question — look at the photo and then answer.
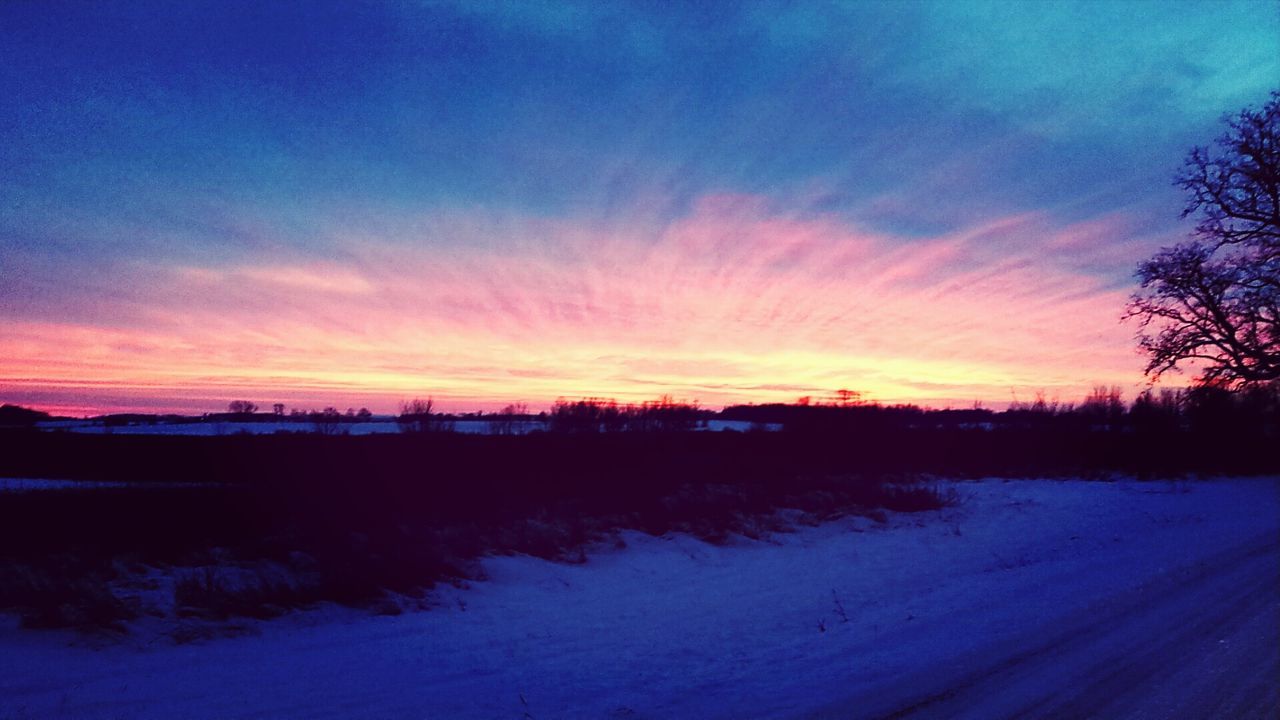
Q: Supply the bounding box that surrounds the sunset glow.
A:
[3,1,1278,415]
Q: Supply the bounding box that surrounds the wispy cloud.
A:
[1,195,1159,413]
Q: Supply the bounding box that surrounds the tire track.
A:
[806,532,1280,720]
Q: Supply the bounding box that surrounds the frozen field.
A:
[34,419,775,436]
[2,476,1277,719]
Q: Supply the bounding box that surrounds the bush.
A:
[174,564,316,620]
[0,561,135,631]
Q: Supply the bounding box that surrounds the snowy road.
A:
[807,530,1280,720]
[2,477,1278,719]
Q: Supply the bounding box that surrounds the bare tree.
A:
[489,402,529,435]
[1079,385,1125,430]
[398,397,451,433]
[1126,91,1279,386]
[310,407,344,435]
[227,400,258,415]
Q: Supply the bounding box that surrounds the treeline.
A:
[722,384,1280,439]
[546,396,706,433]
[8,382,1280,440]
[2,398,1277,487]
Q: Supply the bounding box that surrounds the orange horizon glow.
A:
[0,195,1181,417]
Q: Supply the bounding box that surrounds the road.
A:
[806,532,1280,720]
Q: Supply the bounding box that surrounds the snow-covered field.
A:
[34,419,775,436]
[0,478,219,493]
[2,476,1277,719]
[0,478,136,493]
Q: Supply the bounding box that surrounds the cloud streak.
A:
[2,195,1155,413]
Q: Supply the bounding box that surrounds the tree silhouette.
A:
[1127,91,1279,386]
[489,402,529,435]
[310,407,344,435]
[398,397,450,433]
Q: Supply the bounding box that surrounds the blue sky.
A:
[2,1,1278,414]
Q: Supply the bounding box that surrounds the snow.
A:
[0,478,218,493]
[0,478,134,492]
[35,419,404,436]
[1,476,1277,719]
[34,419,776,436]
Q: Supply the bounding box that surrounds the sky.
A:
[2,0,1279,416]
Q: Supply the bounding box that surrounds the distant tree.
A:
[398,397,450,433]
[272,403,285,416]
[489,402,529,435]
[1126,92,1279,386]
[549,398,625,433]
[546,396,703,433]
[1129,388,1184,434]
[1079,385,1125,430]
[1183,380,1280,437]
[356,407,373,421]
[227,400,258,415]
[310,407,344,435]
[630,395,700,432]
